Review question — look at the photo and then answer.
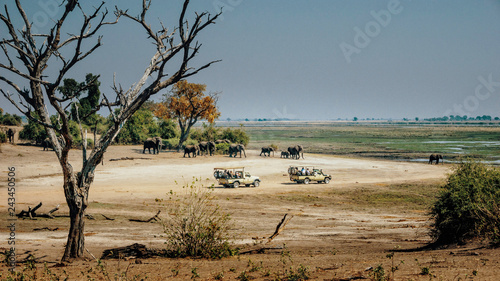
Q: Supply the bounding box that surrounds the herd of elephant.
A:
[259,145,304,160]
[142,137,247,158]
[142,137,307,160]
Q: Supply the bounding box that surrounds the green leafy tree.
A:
[59,74,101,126]
[114,108,159,144]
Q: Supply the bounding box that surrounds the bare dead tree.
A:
[0,0,220,262]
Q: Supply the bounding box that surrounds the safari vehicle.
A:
[213,167,261,188]
[288,166,331,184]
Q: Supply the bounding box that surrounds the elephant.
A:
[228,144,246,158]
[42,138,52,151]
[42,136,64,151]
[260,147,275,157]
[183,144,199,158]
[198,141,216,156]
[6,128,15,143]
[281,151,290,158]
[287,145,304,160]
[143,137,162,154]
[429,154,443,165]
[215,139,231,145]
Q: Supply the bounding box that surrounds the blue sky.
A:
[1,0,500,120]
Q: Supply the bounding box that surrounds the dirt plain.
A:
[1,142,499,280]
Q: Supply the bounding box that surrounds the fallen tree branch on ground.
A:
[109,157,152,161]
[129,210,161,223]
[101,214,115,220]
[239,213,294,255]
[101,243,167,259]
[17,203,60,219]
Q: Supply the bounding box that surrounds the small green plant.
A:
[247,259,262,272]
[420,266,430,276]
[237,270,251,281]
[213,271,224,280]
[285,264,310,281]
[371,264,386,281]
[386,251,404,280]
[191,267,200,279]
[161,179,235,259]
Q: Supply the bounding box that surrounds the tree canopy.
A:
[153,80,220,148]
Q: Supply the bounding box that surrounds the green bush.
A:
[0,112,22,126]
[188,124,250,146]
[158,119,178,139]
[161,181,235,259]
[219,127,249,146]
[163,138,180,150]
[0,131,6,143]
[114,108,159,144]
[430,158,500,244]
[19,115,47,144]
[215,143,230,155]
[73,138,94,149]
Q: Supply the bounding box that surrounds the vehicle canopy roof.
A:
[214,167,245,171]
[288,166,319,170]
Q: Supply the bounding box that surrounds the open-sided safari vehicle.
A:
[213,167,261,188]
[288,166,331,184]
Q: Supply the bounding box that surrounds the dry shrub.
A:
[161,180,236,259]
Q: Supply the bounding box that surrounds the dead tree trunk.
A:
[61,172,89,260]
[1,0,221,263]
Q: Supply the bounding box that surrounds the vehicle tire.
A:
[324,178,330,184]
[304,178,310,185]
[233,181,239,188]
[253,180,260,187]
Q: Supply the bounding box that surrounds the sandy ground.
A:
[1,143,499,280]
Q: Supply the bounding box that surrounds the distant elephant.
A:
[281,151,290,158]
[260,147,275,157]
[6,128,15,143]
[429,154,443,165]
[198,141,216,156]
[183,144,199,158]
[143,137,162,154]
[229,144,246,158]
[42,138,52,151]
[215,139,231,145]
[42,136,65,150]
[287,145,304,160]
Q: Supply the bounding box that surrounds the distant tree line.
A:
[0,107,23,126]
[424,115,499,122]
[15,78,248,149]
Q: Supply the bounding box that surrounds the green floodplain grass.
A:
[240,122,500,163]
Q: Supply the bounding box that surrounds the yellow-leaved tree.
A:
[154,80,220,149]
